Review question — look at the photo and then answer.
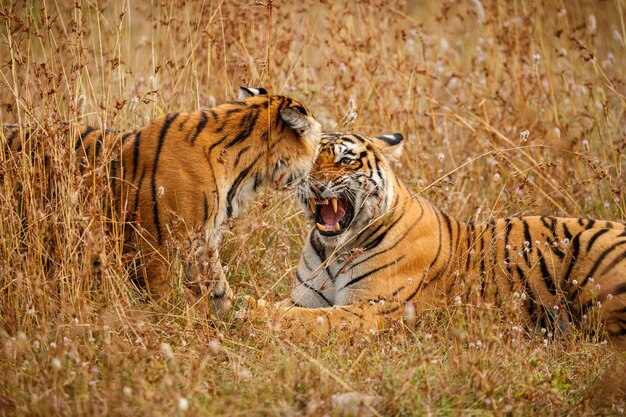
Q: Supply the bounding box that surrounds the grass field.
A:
[1,0,625,415]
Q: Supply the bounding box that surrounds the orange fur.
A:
[3,88,322,312]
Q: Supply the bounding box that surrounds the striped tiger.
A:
[261,131,626,347]
[2,87,321,312]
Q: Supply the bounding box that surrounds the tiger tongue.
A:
[320,203,346,226]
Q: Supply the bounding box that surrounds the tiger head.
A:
[237,87,322,190]
[297,131,404,245]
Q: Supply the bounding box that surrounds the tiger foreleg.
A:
[245,297,390,340]
[185,243,234,314]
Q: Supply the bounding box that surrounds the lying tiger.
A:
[2,87,321,312]
[253,131,626,347]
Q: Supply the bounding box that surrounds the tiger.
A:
[251,131,626,348]
[1,87,321,312]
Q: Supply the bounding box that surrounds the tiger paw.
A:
[209,283,234,315]
[234,295,273,320]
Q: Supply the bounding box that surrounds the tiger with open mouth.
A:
[256,131,626,347]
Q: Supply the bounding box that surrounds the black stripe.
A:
[94,133,103,158]
[253,173,263,192]
[303,250,335,283]
[275,98,290,130]
[537,248,557,295]
[578,240,626,291]
[585,219,596,229]
[75,126,96,150]
[441,211,454,257]
[233,146,250,167]
[151,113,179,244]
[609,326,626,337]
[225,163,253,218]
[421,209,450,288]
[121,131,135,144]
[309,232,327,263]
[478,224,486,277]
[225,107,243,116]
[587,228,609,252]
[465,221,474,270]
[610,282,626,297]
[110,160,118,198]
[131,130,142,181]
[576,297,596,322]
[352,216,419,269]
[131,168,146,225]
[522,219,532,267]
[600,248,626,277]
[503,218,513,281]
[487,219,498,295]
[362,211,404,252]
[7,128,19,150]
[296,271,332,307]
[356,189,405,250]
[226,110,259,148]
[355,220,386,249]
[563,232,581,288]
[391,286,406,297]
[342,255,406,289]
[9,127,28,153]
[189,112,208,145]
[519,265,538,325]
[545,217,564,259]
[430,210,444,271]
[562,223,572,240]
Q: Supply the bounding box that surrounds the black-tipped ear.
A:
[374,133,404,162]
[238,87,268,99]
[375,133,404,146]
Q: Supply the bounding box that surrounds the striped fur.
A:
[273,132,626,347]
[2,88,321,312]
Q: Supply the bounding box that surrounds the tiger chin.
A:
[3,87,322,314]
[254,131,626,348]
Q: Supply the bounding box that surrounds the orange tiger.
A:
[255,131,626,348]
[2,87,321,312]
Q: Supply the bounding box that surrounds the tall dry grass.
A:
[1,0,625,415]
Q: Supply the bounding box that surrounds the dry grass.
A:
[1,0,625,415]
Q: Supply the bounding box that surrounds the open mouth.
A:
[308,197,354,237]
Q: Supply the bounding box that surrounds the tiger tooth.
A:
[309,199,315,212]
[334,222,340,231]
[316,223,326,231]
[331,197,338,213]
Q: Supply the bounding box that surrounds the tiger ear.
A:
[238,87,268,99]
[374,133,404,162]
[280,108,321,142]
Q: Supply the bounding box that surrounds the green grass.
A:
[1,0,625,415]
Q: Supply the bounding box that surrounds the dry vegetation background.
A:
[1,0,625,415]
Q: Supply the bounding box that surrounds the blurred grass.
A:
[1,0,625,415]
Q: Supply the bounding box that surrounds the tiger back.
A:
[269,131,626,348]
